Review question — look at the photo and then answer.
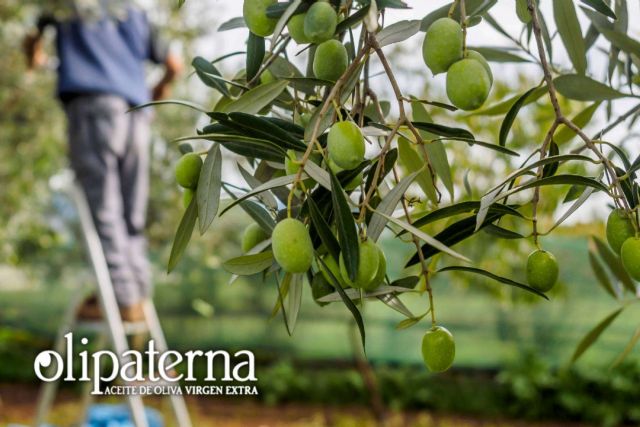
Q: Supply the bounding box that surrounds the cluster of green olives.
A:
[243,0,348,82]
[241,214,459,373]
[422,17,493,111]
[606,209,640,280]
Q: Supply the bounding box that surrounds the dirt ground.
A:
[0,384,590,427]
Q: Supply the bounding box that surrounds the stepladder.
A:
[34,170,192,427]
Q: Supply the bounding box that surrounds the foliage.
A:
[162,0,640,369]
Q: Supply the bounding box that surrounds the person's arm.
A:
[151,52,183,101]
[23,15,54,71]
[23,30,47,70]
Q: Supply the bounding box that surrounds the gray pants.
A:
[64,94,152,307]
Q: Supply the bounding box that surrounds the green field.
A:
[1,234,637,371]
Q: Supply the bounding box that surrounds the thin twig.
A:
[287,40,372,214]
[526,0,630,216]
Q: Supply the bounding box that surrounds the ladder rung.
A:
[76,320,149,335]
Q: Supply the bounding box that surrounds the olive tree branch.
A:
[286,40,372,215]
[365,34,439,324]
[526,0,630,217]
[362,34,441,219]
[393,165,437,326]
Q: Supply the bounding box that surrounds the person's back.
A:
[39,4,168,106]
[25,1,182,322]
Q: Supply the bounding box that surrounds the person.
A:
[24,1,182,322]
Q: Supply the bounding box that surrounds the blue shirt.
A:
[40,8,167,106]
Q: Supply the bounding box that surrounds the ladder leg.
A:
[142,301,193,427]
[33,289,85,427]
[71,182,150,427]
[78,328,108,424]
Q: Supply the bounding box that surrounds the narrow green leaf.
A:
[438,137,520,156]
[317,285,416,303]
[468,46,530,63]
[246,32,265,81]
[592,236,636,293]
[307,197,341,262]
[305,104,334,142]
[220,174,296,216]
[469,85,547,116]
[421,0,497,31]
[390,276,420,289]
[376,211,472,263]
[227,112,307,151]
[412,101,454,199]
[551,186,595,231]
[504,174,607,198]
[377,294,415,318]
[218,17,246,31]
[424,141,454,200]
[571,307,624,363]
[410,201,522,231]
[437,266,549,299]
[287,273,303,333]
[239,200,276,233]
[554,74,631,101]
[168,198,198,273]
[398,138,437,203]
[237,163,278,210]
[611,326,640,368]
[273,273,291,332]
[406,210,508,266]
[515,0,531,23]
[221,80,289,114]
[330,170,359,282]
[222,185,276,232]
[580,0,617,19]
[129,99,207,113]
[271,0,302,50]
[582,8,640,58]
[197,143,222,234]
[316,255,365,350]
[396,310,430,330]
[542,142,560,178]
[368,170,420,242]
[336,4,370,33]
[412,121,474,140]
[499,86,539,147]
[192,57,231,97]
[188,133,285,162]
[377,20,421,47]
[483,223,525,239]
[588,249,617,298]
[302,160,332,191]
[222,251,274,275]
[488,154,598,196]
[554,0,587,75]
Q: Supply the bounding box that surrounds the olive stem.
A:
[460,0,467,55]
[531,119,560,245]
[389,165,437,326]
[448,0,460,18]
